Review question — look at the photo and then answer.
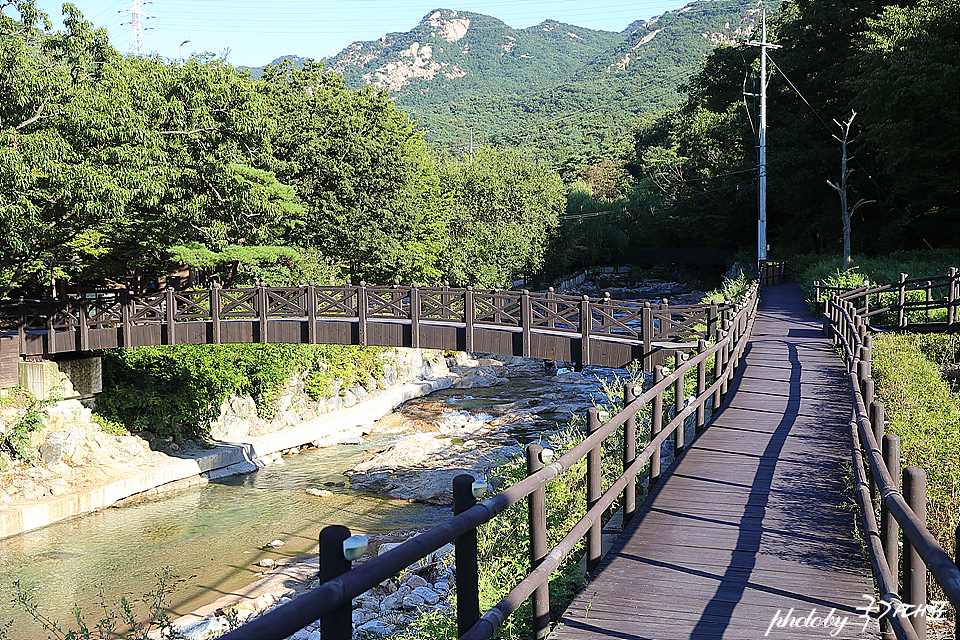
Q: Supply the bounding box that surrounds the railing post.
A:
[955,523,959,640]
[709,301,719,342]
[453,474,480,637]
[651,366,664,486]
[410,285,420,349]
[881,434,900,597]
[696,340,707,434]
[642,302,654,373]
[719,335,730,399]
[319,524,353,640]
[306,282,317,345]
[17,297,26,355]
[357,282,368,347]
[580,295,591,368]
[210,284,222,344]
[46,299,57,355]
[546,287,556,329]
[521,289,532,358]
[870,401,885,508]
[586,407,602,573]
[898,273,908,328]
[465,286,475,353]
[121,288,132,348]
[257,282,268,343]
[623,382,638,523]
[925,280,932,321]
[712,337,723,412]
[861,378,875,415]
[949,267,958,328]
[442,281,451,320]
[673,353,685,455]
[165,286,176,345]
[814,281,821,311]
[903,466,927,639]
[526,444,549,640]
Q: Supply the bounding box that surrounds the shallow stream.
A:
[0,374,599,639]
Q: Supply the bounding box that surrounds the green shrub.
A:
[95,344,388,439]
[871,333,960,570]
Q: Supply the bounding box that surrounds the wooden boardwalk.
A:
[552,284,879,640]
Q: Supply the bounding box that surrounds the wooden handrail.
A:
[825,284,960,640]
[218,281,761,640]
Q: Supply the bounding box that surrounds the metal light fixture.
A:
[540,448,554,464]
[343,534,368,561]
[471,480,488,498]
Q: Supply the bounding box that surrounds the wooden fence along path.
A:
[552,283,878,640]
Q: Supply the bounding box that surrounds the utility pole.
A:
[120,0,153,56]
[747,13,781,266]
[459,129,483,164]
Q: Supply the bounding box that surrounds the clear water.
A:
[0,435,447,639]
[0,372,605,639]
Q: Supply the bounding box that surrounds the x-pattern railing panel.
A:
[265,288,307,318]
[314,288,357,318]
[219,289,257,319]
[418,288,463,321]
[366,287,408,319]
[655,306,713,341]
[473,290,521,326]
[529,297,580,332]
[590,301,643,339]
[173,291,213,321]
[130,295,165,324]
[83,297,123,329]
[49,301,81,331]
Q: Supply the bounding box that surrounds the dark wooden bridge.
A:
[0,283,734,385]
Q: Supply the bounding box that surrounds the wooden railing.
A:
[826,289,960,640]
[0,283,735,371]
[816,267,959,330]
[215,280,761,640]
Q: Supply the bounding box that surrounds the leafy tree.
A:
[437,148,564,287]
[258,61,449,285]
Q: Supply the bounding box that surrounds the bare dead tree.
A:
[826,111,875,272]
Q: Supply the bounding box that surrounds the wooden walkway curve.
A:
[552,284,879,640]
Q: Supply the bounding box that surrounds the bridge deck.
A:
[552,284,879,640]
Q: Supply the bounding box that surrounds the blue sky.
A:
[25,0,692,67]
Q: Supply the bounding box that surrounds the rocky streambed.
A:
[168,354,647,640]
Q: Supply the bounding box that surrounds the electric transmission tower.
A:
[121,0,153,56]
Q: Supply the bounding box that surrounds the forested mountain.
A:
[244,1,780,177]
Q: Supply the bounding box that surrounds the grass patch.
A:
[871,332,960,595]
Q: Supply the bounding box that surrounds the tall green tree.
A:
[437,148,564,287]
[258,61,449,285]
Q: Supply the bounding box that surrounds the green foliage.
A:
[871,333,960,565]
[437,148,564,287]
[0,393,51,462]
[6,567,190,640]
[701,271,751,304]
[95,343,387,439]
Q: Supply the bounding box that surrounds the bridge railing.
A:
[215,279,761,640]
[0,283,734,370]
[826,288,960,640]
[816,267,959,330]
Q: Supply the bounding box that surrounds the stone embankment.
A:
[0,348,454,539]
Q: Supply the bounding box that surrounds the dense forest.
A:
[0,1,564,298]
[561,0,958,272]
[1,0,956,300]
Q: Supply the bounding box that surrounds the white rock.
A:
[305,488,333,497]
[378,542,403,556]
[352,609,376,626]
[402,593,425,611]
[358,619,394,635]
[269,539,284,548]
[258,558,275,568]
[289,629,321,640]
[411,586,440,605]
[404,574,429,589]
[174,618,226,640]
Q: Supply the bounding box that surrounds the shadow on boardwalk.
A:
[551,284,879,640]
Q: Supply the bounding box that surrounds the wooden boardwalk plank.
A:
[551,284,879,640]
